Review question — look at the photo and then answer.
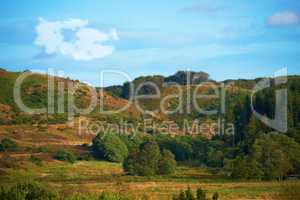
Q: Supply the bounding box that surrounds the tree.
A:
[227,133,300,180]
[252,133,298,180]
[123,140,176,176]
[158,150,176,175]
[92,133,128,163]
[207,148,224,168]
[158,138,193,161]
[137,140,161,176]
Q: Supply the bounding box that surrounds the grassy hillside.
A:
[0,69,140,125]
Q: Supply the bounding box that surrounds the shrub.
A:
[92,133,128,163]
[0,181,57,200]
[29,155,42,166]
[77,153,93,161]
[173,188,213,200]
[0,138,18,151]
[53,150,76,163]
[36,146,51,153]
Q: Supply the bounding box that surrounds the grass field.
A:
[0,158,295,200]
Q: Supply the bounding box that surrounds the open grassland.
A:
[0,159,296,200]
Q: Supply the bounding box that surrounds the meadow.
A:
[0,156,296,200]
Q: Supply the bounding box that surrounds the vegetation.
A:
[225,133,300,180]
[0,69,300,199]
[123,140,176,176]
[0,181,57,200]
[172,187,219,200]
[0,181,130,200]
[92,133,128,163]
[29,155,43,166]
[53,150,76,163]
[158,149,177,175]
[0,138,19,152]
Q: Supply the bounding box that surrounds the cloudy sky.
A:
[1,0,300,86]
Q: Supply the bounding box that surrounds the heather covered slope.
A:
[0,68,140,125]
[1,68,300,140]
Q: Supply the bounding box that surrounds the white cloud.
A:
[267,11,299,26]
[35,18,118,61]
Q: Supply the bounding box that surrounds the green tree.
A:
[158,150,176,175]
[123,140,176,176]
[92,133,128,163]
[252,133,297,180]
[136,140,161,176]
[207,148,224,168]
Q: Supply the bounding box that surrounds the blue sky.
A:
[1,0,300,86]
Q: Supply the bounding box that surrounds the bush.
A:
[92,133,128,163]
[0,138,18,151]
[0,181,57,200]
[29,155,42,166]
[36,146,51,153]
[123,140,176,176]
[53,150,76,163]
[173,187,210,200]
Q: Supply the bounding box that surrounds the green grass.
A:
[0,159,296,200]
